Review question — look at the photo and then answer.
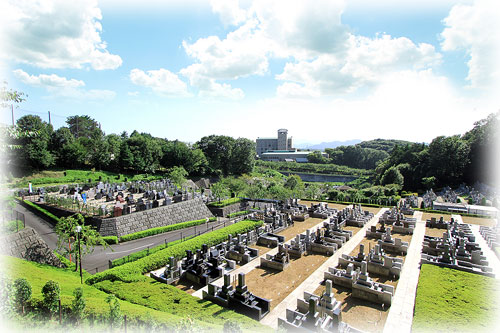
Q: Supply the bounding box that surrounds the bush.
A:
[207,198,241,207]
[42,280,60,316]
[12,278,31,314]
[106,295,122,328]
[2,220,24,233]
[102,236,118,245]
[72,287,86,323]
[87,220,264,285]
[119,217,216,242]
[227,210,249,218]
[21,199,61,224]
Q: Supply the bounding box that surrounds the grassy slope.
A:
[413,264,499,332]
[0,255,190,326]
[94,279,268,331]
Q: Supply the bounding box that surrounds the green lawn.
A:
[413,264,499,332]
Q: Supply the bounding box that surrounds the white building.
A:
[256,129,293,156]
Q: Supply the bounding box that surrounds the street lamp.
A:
[75,226,83,284]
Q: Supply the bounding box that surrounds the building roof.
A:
[467,205,499,212]
[256,137,277,140]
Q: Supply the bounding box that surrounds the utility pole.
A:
[11,104,14,126]
[48,111,51,125]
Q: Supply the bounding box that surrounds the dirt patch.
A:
[250,244,273,256]
[313,283,389,333]
[425,228,447,238]
[361,206,383,215]
[343,225,363,236]
[172,278,205,294]
[277,217,324,240]
[299,200,349,211]
[244,253,330,310]
[421,213,453,223]
[460,216,496,227]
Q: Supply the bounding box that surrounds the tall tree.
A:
[66,115,101,139]
[196,135,235,175]
[15,115,54,169]
[230,138,255,175]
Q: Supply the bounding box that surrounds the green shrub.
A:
[42,280,60,316]
[72,287,86,323]
[21,199,61,224]
[102,236,118,245]
[227,210,249,218]
[207,197,241,207]
[112,236,195,268]
[87,220,263,285]
[119,217,216,242]
[2,220,25,233]
[12,278,32,314]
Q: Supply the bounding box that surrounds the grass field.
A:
[413,264,500,332]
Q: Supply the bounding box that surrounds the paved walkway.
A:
[260,208,388,328]
[191,215,334,299]
[383,211,425,333]
[452,215,500,279]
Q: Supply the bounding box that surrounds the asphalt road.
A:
[15,203,234,274]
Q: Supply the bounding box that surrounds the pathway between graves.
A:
[259,208,388,329]
[383,211,425,333]
[452,215,500,279]
[191,214,339,299]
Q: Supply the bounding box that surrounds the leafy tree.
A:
[59,140,87,168]
[126,133,162,173]
[119,140,134,171]
[422,176,436,190]
[381,166,404,187]
[221,177,248,197]
[55,214,111,271]
[211,182,229,202]
[0,81,27,107]
[196,135,235,175]
[106,134,123,172]
[71,287,86,324]
[305,183,321,200]
[426,135,469,187]
[307,151,327,164]
[15,115,55,169]
[66,115,101,139]
[49,127,74,163]
[229,138,255,175]
[284,175,305,198]
[245,183,266,207]
[169,166,188,188]
[12,278,31,315]
[42,280,60,317]
[106,295,122,329]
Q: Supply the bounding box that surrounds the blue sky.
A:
[1,0,499,145]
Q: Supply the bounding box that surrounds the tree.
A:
[50,127,74,164]
[229,138,255,175]
[42,280,60,317]
[15,115,55,169]
[71,287,86,324]
[422,176,436,190]
[169,166,188,188]
[381,166,404,187]
[427,135,470,187]
[196,135,235,175]
[211,182,229,203]
[66,115,101,140]
[307,151,327,164]
[245,183,266,207]
[12,278,31,315]
[55,214,111,271]
[106,295,122,329]
[1,81,27,107]
[284,175,305,198]
[305,183,321,200]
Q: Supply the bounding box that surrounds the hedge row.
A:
[21,199,61,224]
[227,210,249,218]
[119,217,217,242]
[111,235,195,268]
[102,236,119,244]
[86,219,263,285]
[207,197,241,207]
[414,207,491,218]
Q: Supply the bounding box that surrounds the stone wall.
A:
[0,227,63,268]
[99,197,214,237]
[208,202,249,217]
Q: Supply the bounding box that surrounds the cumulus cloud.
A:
[441,0,500,88]
[13,69,115,100]
[2,0,122,70]
[210,0,247,26]
[130,68,191,97]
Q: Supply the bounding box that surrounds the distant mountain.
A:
[296,139,361,150]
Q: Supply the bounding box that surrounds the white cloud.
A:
[441,0,500,88]
[276,34,441,97]
[180,65,244,100]
[13,69,84,88]
[1,0,122,70]
[13,69,115,100]
[210,0,247,26]
[130,68,191,97]
[127,91,140,97]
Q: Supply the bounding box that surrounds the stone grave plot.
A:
[345,205,374,227]
[298,200,350,212]
[278,280,345,332]
[281,199,310,221]
[480,225,500,255]
[399,199,414,215]
[420,221,494,277]
[306,202,338,220]
[378,207,416,235]
[203,273,271,321]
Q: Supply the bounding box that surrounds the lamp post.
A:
[75,226,83,284]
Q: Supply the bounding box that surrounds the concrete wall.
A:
[0,227,63,268]
[99,197,214,237]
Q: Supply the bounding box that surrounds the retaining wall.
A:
[99,197,214,237]
[0,227,63,268]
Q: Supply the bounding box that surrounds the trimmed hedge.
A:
[227,210,249,218]
[207,197,241,207]
[111,235,196,267]
[20,199,61,224]
[86,219,263,285]
[102,236,119,245]
[119,217,216,242]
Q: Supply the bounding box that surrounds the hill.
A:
[356,138,417,153]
